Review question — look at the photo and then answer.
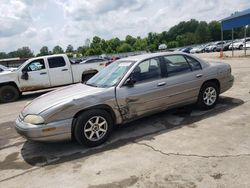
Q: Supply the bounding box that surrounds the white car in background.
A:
[229,38,250,50]
[245,41,250,49]
[0,64,17,72]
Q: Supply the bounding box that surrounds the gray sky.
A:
[0,0,250,53]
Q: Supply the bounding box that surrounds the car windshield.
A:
[86,60,134,88]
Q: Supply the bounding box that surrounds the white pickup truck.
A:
[0,54,107,103]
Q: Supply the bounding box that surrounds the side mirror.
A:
[124,77,136,87]
[21,71,29,80]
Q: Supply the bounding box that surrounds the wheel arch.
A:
[201,79,220,93]
[0,82,20,92]
[71,104,116,138]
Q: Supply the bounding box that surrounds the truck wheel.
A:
[74,109,113,147]
[0,85,20,103]
[197,82,219,110]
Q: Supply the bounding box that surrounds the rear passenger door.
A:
[162,54,203,107]
[47,56,73,86]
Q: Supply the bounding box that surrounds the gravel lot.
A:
[0,54,250,188]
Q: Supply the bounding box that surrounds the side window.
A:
[131,58,161,83]
[164,55,191,77]
[48,57,66,68]
[185,56,202,71]
[26,59,45,72]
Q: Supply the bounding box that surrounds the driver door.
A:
[116,57,167,120]
[19,59,50,91]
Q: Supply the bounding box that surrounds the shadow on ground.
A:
[20,96,243,167]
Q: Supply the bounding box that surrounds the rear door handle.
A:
[196,74,203,78]
[157,82,166,87]
[62,69,68,71]
[40,72,47,75]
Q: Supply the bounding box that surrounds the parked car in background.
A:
[190,46,201,53]
[181,47,192,53]
[216,41,232,52]
[0,54,105,103]
[0,64,17,72]
[245,41,250,49]
[80,57,107,64]
[205,41,226,52]
[15,52,234,147]
[229,38,250,50]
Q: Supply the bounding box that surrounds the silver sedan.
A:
[15,52,234,147]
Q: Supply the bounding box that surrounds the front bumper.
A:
[15,116,72,142]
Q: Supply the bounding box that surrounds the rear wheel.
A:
[239,45,243,50]
[74,109,113,147]
[197,82,219,110]
[0,85,20,103]
[82,73,96,83]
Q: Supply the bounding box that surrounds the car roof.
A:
[120,52,190,62]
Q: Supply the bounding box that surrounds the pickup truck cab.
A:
[0,54,104,103]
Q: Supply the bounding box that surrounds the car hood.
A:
[0,70,13,75]
[22,83,106,116]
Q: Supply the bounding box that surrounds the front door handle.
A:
[196,74,203,78]
[62,69,68,71]
[157,82,166,87]
[40,72,47,75]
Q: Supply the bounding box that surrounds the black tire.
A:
[239,45,243,50]
[0,85,20,103]
[197,82,219,110]
[74,109,113,147]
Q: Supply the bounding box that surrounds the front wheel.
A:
[197,82,219,110]
[0,85,20,103]
[74,109,113,147]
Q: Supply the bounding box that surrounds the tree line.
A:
[0,19,249,59]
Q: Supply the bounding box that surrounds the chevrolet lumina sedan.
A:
[15,52,234,147]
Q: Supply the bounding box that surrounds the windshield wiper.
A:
[85,83,98,87]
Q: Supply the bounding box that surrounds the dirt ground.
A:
[0,53,250,188]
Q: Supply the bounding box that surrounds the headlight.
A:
[24,115,45,125]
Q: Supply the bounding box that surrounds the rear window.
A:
[48,57,66,68]
[185,56,202,71]
[164,55,191,77]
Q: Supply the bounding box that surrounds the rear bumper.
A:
[15,117,72,142]
[220,75,234,94]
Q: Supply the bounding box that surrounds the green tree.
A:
[107,38,121,52]
[66,44,74,53]
[39,46,49,56]
[85,48,96,56]
[16,47,34,58]
[0,52,8,59]
[195,21,211,43]
[117,43,133,53]
[147,32,160,51]
[208,21,221,41]
[167,41,178,48]
[176,32,197,46]
[53,45,64,54]
[125,35,136,46]
[134,37,147,51]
